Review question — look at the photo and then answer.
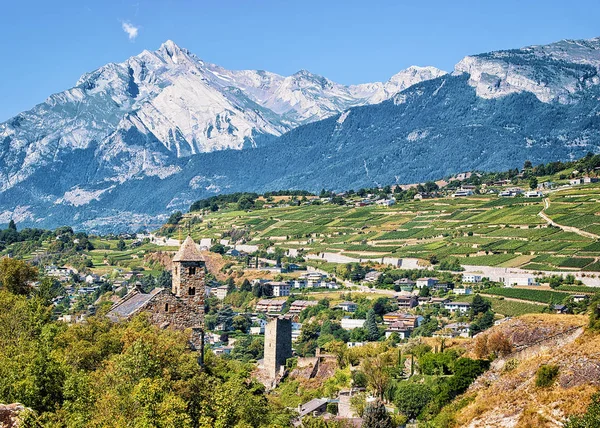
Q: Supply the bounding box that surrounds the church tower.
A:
[172,236,206,303]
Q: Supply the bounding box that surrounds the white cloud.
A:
[121,21,139,41]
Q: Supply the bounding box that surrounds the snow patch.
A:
[56,187,113,207]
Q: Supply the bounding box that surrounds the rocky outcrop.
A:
[0,404,29,428]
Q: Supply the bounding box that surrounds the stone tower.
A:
[264,317,292,379]
[172,236,206,329]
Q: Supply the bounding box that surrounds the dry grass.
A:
[454,316,600,428]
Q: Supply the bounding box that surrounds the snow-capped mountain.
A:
[0,40,445,193]
[3,36,600,231]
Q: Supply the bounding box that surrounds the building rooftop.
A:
[172,236,205,262]
[107,288,164,321]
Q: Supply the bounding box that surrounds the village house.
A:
[416,277,439,288]
[453,287,472,295]
[337,301,358,312]
[382,312,422,327]
[269,281,291,297]
[463,274,482,283]
[397,296,418,310]
[363,270,382,283]
[572,294,588,303]
[341,318,366,330]
[394,278,416,289]
[212,285,229,300]
[452,189,473,197]
[287,300,319,314]
[385,320,414,339]
[505,276,537,287]
[255,299,288,314]
[433,322,471,338]
[444,301,471,314]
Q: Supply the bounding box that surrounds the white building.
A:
[364,271,382,283]
[452,189,473,197]
[463,274,482,283]
[524,190,543,198]
[271,282,291,297]
[453,287,472,295]
[416,277,439,288]
[213,285,229,300]
[505,277,537,287]
[341,318,366,330]
[444,302,471,313]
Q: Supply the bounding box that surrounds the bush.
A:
[393,383,434,420]
[535,365,559,388]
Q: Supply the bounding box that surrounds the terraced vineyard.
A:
[174,184,600,271]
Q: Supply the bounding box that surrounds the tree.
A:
[167,211,183,225]
[232,315,250,333]
[117,239,126,251]
[393,382,433,420]
[362,399,393,428]
[226,277,236,293]
[471,294,491,317]
[523,160,533,169]
[0,258,38,295]
[529,176,538,190]
[365,310,380,342]
[363,353,393,400]
[240,279,252,292]
[589,293,600,331]
[7,219,16,231]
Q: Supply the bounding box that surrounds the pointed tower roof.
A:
[172,236,205,262]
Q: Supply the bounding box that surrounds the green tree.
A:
[116,239,126,251]
[232,315,250,333]
[471,294,491,317]
[362,399,393,428]
[394,382,433,420]
[529,176,538,190]
[365,309,380,341]
[0,257,38,295]
[240,278,252,292]
[7,219,16,231]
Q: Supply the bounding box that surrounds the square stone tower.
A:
[264,317,292,379]
[172,236,206,329]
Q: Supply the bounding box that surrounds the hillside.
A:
[163,180,600,281]
[446,314,600,427]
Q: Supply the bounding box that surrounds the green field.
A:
[154,183,600,272]
[455,294,544,317]
[483,287,569,304]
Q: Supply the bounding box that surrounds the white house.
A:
[416,277,439,288]
[214,285,229,300]
[376,198,396,207]
[444,302,471,313]
[270,282,291,297]
[341,318,366,330]
[452,190,473,197]
[364,271,382,283]
[505,277,537,287]
[524,190,543,198]
[453,287,473,295]
[463,274,482,283]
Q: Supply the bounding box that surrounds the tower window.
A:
[165,303,169,312]
[189,287,196,296]
[189,266,196,275]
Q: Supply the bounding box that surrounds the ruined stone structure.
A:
[107,236,205,345]
[263,317,292,379]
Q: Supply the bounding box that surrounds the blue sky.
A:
[1,0,600,121]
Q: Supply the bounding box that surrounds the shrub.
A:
[535,365,559,388]
[394,383,434,420]
[487,331,513,357]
